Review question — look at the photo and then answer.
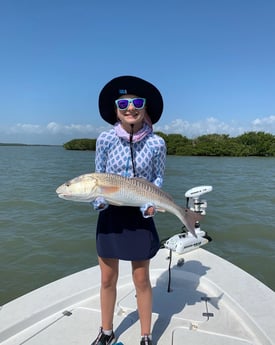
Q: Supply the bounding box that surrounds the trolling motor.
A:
[164,185,213,255]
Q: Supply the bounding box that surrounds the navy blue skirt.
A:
[96,205,160,261]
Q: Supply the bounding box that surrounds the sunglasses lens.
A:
[133,98,145,109]
[117,99,129,110]
[116,98,145,110]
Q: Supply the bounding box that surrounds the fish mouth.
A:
[56,193,68,199]
[56,191,89,202]
[56,188,71,199]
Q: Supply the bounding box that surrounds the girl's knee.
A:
[133,274,151,291]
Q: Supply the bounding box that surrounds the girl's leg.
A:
[132,260,152,336]
[98,257,119,330]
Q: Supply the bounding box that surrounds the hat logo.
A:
[119,89,127,94]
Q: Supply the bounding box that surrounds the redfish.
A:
[56,173,202,237]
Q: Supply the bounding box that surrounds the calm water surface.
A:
[0,146,274,305]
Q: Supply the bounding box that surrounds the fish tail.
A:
[179,208,202,237]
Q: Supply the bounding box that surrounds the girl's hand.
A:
[91,197,109,211]
[145,206,155,216]
[140,203,157,218]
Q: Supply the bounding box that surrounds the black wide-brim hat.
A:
[98,75,163,125]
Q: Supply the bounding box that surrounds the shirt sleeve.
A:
[95,131,113,172]
[152,136,167,187]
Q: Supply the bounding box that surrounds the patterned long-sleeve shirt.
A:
[95,128,166,187]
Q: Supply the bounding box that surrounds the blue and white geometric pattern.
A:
[95,128,166,187]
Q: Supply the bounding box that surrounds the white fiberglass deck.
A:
[1,248,275,345]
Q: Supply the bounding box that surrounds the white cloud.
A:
[1,115,275,145]
[0,122,110,145]
[252,115,275,129]
[156,117,245,137]
[46,122,62,133]
[10,123,44,134]
[3,122,109,136]
[45,122,111,136]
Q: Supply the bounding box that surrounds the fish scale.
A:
[97,173,174,202]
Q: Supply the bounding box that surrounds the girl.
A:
[91,76,166,345]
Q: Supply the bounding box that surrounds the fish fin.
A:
[156,207,166,213]
[109,200,125,206]
[100,186,120,194]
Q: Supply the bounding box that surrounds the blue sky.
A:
[0,0,275,144]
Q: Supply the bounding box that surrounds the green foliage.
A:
[63,132,275,157]
[63,138,96,151]
[236,131,275,156]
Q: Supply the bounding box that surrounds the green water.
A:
[0,146,274,305]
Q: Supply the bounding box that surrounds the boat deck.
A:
[1,248,275,345]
